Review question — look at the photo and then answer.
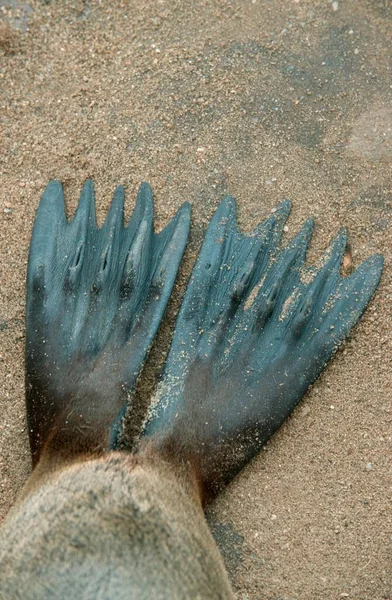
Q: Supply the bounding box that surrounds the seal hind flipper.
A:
[142,197,383,497]
[26,179,190,467]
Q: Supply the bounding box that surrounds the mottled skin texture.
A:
[0,448,233,599]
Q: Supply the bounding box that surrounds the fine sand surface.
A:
[0,1,391,598]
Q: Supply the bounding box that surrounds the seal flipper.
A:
[26,180,190,467]
[142,198,383,496]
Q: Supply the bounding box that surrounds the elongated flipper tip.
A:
[314,252,384,354]
[27,180,66,273]
[127,199,191,346]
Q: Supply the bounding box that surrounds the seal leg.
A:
[142,197,383,498]
[25,180,190,468]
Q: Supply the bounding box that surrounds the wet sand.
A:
[0,1,391,598]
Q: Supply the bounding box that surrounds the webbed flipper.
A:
[26,180,190,466]
[142,197,383,495]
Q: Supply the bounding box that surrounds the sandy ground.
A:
[0,0,391,598]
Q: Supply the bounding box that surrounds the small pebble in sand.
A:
[366,463,373,471]
[332,1,339,11]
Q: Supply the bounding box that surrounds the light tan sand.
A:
[0,1,391,598]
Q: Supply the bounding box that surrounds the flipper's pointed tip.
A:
[139,181,152,194]
[38,179,65,222]
[41,179,64,203]
[338,226,348,241]
[134,181,154,224]
[215,195,237,227]
[103,184,125,229]
[340,225,349,236]
[300,217,315,240]
[45,178,63,191]
[220,194,237,212]
[158,201,191,246]
[276,198,292,218]
[355,252,384,279]
[113,183,125,198]
[180,199,191,213]
[342,253,384,306]
[371,252,384,267]
[178,200,192,222]
[127,182,153,230]
[284,217,314,257]
[83,178,94,190]
[203,195,238,238]
[307,216,315,228]
[252,199,292,239]
[80,178,95,198]
[330,227,348,257]
[110,184,125,212]
[170,201,192,233]
[73,178,96,226]
[80,179,95,205]
[137,181,153,205]
[365,253,384,279]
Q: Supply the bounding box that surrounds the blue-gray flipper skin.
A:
[143,197,383,495]
[26,179,191,466]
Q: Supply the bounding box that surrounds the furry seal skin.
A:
[0,181,383,599]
